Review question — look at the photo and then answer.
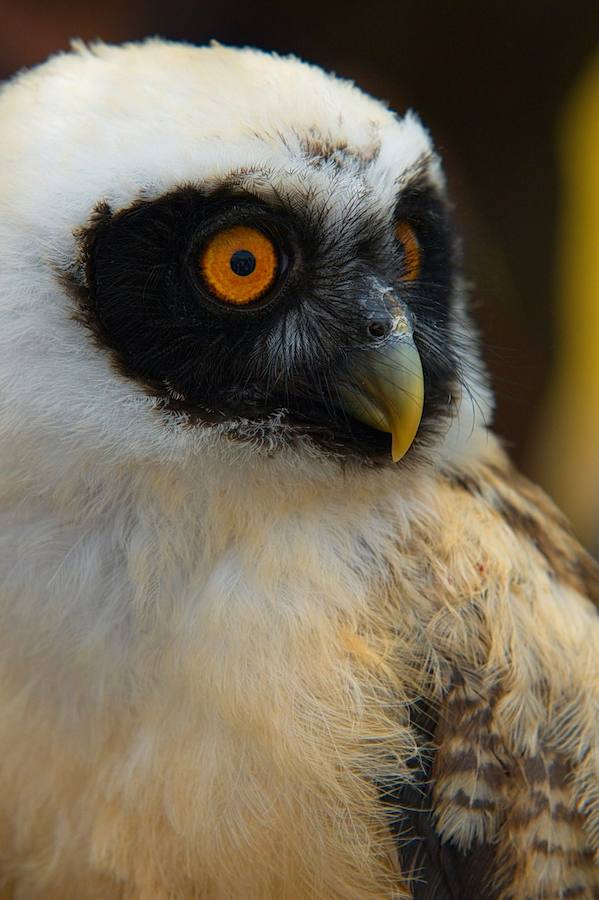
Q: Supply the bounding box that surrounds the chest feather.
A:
[0,482,423,899]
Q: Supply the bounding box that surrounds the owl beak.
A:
[337,315,424,463]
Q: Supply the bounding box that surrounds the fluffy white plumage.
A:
[0,39,597,900]
[0,39,490,473]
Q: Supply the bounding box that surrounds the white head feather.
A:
[0,39,491,494]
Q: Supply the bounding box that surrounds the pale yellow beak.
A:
[337,314,424,463]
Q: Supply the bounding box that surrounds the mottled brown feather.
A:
[420,451,599,898]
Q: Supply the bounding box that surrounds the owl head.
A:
[0,39,491,491]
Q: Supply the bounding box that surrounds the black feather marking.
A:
[63,180,459,464]
[380,700,499,899]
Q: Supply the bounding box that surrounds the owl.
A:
[0,38,597,900]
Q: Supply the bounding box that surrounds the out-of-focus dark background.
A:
[2,1,599,553]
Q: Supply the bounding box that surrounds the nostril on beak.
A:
[366,318,393,340]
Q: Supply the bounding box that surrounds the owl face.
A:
[0,40,491,481]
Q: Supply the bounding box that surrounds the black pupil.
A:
[230,249,256,277]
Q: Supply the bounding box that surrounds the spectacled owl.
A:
[0,38,597,900]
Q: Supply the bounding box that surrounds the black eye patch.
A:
[65,180,459,465]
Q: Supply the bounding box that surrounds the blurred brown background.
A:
[2,0,599,552]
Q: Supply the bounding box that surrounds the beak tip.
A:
[390,432,407,464]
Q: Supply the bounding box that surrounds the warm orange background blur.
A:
[2,0,598,553]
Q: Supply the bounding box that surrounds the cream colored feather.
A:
[0,39,597,899]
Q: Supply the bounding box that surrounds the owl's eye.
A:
[199,225,278,305]
[394,221,421,282]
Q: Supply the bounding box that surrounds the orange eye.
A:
[199,225,278,305]
[394,221,421,282]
